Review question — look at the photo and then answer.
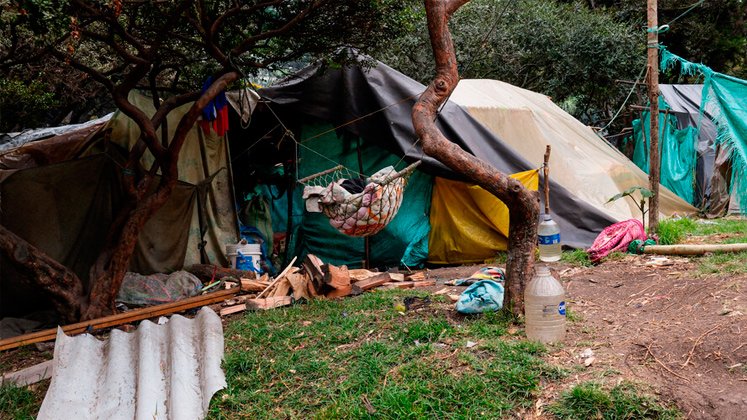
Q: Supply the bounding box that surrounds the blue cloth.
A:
[456,280,505,314]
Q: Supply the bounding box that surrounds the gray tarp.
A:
[261,59,618,248]
[658,84,744,216]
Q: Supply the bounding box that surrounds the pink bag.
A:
[587,219,647,263]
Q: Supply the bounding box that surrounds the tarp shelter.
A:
[632,47,747,217]
[244,56,690,268]
[449,80,696,224]
[0,93,238,318]
[632,83,743,216]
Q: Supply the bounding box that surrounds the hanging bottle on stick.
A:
[538,145,561,262]
[538,214,561,262]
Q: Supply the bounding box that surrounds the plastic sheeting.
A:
[449,79,696,223]
[260,54,623,250]
[38,307,226,420]
[660,47,747,214]
[106,92,238,270]
[632,97,698,205]
[428,170,538,264]
[277,123,433,268]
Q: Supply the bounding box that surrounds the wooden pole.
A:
[0,287,239,352]
[647,0,660,235]
[543,145,551,214]
[643,243,747,256]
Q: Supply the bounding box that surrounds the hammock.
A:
[301,161,421,237]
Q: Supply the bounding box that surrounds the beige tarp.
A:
[450,80,696,222]
[105,92,238,270]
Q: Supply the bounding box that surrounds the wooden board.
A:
[0,287,239,352]
[354,273,393,291]
[246,296,293,310]
[1,359,54,386]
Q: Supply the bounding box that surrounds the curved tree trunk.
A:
[413,0,539,315]
[82,72,239,320]
[0,73,238,322]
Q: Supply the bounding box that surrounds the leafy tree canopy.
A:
[377,0,645,126]
[0,0,417,131]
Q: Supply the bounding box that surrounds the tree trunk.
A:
[0,73,239,322]
[414,0,539,316]
[0,225,85,322]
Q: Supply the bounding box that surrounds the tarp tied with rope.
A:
[658,46,747,213]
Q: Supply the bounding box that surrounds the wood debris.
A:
[217,254,440,317]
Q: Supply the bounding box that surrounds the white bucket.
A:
[226,242,262,272]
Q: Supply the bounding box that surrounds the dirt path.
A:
[427,256,747,419]
[558,255,747,419]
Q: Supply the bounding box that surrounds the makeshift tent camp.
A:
[448,79,696,224]
[632,83,743,216]
[631,47,747,217]
[242,55,692,268]
[0,93,238,317]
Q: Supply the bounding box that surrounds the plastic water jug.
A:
[524,265,566,343]
[538,214,561,262]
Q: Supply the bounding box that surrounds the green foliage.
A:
[697,251,747,276]
[548,381,681,420]
[0,77,57,131]
[0,0,420,130]
[0,384,38,420]
[209,289,565,419]
[657,218,697,245]
[377,0,644,126]
[561,249,592,267]
[607,186,652,230]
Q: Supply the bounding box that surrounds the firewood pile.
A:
[189,254,434,317]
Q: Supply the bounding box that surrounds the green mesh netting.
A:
[658,46,747,213]
[632,96,698,205]
[271,123,432,269]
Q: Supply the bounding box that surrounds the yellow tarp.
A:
[428,170,539,264]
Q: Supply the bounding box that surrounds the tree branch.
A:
[413,0,539,315]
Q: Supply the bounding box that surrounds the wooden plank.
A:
[0,287,239,352]
[256,256,297,298]
[302,254,325,284]
[348,269,378,282]
[271,277,292,297]
[388,273,405,282]
[219,304,248,317]
[1,360,54,386]
[412,280,436,288]
[240,277,271,292]
[355,273,393,291]
[379,282,414,290]
[643,243,747,255]
[287,273,312,301]
[246,296,293,310]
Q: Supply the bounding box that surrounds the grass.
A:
[0,384,39,420]
[208,289,567,419]
[560,250,592,267]
[697,251,747,276]
[547,381,680,419]
[658,217,747,245]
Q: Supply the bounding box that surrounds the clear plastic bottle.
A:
[538,214,561,262]
[524,265,566,343]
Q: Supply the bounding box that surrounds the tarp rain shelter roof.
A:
[261,58,646,249]
[449,79,696,223]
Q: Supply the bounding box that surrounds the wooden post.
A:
[647,0,660,234]
[543,145,551,214]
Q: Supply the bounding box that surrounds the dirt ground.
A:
[428,255,747,420]
[3,256,746,419]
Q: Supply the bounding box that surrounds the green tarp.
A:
[657,46,747,213]
[632,97,698,205]
[272,123,432,268]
